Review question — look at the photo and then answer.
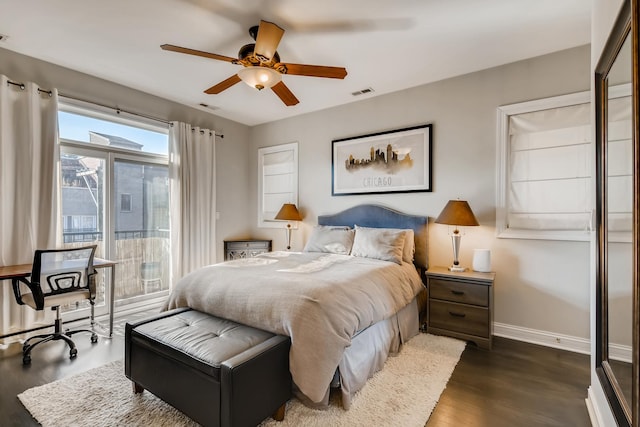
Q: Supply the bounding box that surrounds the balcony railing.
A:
[63,229,169,243]
[62,229,170,303]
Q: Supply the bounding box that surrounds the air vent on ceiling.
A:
[199,103,219,111]
[351,87,374,97]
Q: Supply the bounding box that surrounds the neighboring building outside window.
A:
[120,193,132,212]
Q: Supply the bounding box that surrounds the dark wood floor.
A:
[1,317,591,427]
[0,311,148,427]
[428,337,591,427]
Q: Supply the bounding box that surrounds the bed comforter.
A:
[164,251,423,404]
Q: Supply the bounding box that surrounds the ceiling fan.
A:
[161,20,348,106]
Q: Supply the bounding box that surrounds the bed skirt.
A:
[293,296,421,409]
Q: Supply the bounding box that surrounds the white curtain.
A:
[0,75,61,343]
[168,122,216,284]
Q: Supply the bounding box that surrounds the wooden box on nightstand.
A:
[224,239,272,261]
[426,266,495,350]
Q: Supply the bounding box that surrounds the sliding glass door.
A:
[60,150,108,319]
[58,100,169,316]
[112,158,170,302]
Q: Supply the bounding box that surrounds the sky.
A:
[58,111,168,155]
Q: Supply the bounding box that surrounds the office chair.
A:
[12,245,99,365]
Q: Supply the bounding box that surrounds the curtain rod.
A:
[6,79,224,138]
[7,80,52,96]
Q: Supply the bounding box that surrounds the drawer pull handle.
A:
[451,290,465,296]
[449,311,466,318]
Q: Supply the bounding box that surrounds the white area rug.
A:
[18,333,465,427]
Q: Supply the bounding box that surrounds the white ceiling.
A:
[0,0,591,126]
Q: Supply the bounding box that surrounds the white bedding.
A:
[164,251,423,405]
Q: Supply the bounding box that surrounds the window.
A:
[120,193,132,212]
[58,105,168,155]
[496,91,592,241]
[258,142,298,228]
[58,97,170,317]
[498,87,632,241]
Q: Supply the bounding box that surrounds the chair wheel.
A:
[23,354,31,365]
[70,348,78,359]
[91,333,98,343]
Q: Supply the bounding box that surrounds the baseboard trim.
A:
[493,322,633,361]
[586,386,604,427]
[609,342,632,363]
[493,322,590,355]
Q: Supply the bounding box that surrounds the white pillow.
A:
[352,226,414,263]
[400,229,415,263]
[351,226,406,265]
[303,226,355,255]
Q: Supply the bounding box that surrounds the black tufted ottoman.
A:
[125,307,291,427]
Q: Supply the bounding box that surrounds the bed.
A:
[164,204,428,409]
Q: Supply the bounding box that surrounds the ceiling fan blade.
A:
[204,74,242,94]
[161,44,237,63]
[271,81,299,106]
[254,20,285,61]
[283,63,348,79]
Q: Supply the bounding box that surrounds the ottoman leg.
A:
[132,382,145,394]
[272,403,286,421]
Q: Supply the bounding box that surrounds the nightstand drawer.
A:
[225,241,270,251]
[224,240,272,260]
[429,300,489,337]
[429,278,488,306]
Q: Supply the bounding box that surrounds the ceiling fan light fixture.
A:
[162,20,346,106]
[238,66,281,91]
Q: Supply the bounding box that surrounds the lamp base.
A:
[448,265,467,272]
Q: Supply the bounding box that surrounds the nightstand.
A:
[224,239,272,261]
[426,266,495,350]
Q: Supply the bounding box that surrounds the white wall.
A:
[588,0,625,425]
[0,47,252,261]
[248,45,592,344]
[0,18,622,424]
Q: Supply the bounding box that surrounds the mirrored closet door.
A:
[595,0,639,425]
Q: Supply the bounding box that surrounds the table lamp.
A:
[275,203,302,250]
[435,200,479,272]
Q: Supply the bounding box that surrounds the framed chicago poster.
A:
[332,124,432,195]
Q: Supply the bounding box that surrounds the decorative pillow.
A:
[401,229,415,263]
[303,226,355,255]
[351,226,406,265]
[352,226,414,263]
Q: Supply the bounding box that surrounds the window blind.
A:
[606,95,633,232]
[258,142,298,227]
[262,149,295,220]
[507,102,592,231]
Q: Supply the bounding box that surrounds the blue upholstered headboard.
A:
[317,204,429,270]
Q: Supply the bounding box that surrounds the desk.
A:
[0,258,117,337]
